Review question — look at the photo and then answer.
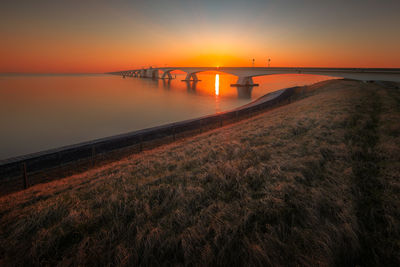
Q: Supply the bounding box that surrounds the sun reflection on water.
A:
[215,74,219,96]
[215,74,221,112]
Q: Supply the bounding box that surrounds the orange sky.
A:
[1,0,399,73]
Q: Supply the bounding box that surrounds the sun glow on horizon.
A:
[0,1,399,73]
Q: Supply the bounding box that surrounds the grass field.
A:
[1,79,399,266]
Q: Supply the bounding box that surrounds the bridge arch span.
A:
[158,67,255,85]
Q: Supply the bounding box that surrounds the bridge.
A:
[108,67,400,86]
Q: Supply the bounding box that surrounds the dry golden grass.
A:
[1,79,399,266]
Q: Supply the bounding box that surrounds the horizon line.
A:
[2,66,400,75]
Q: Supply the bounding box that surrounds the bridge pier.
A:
[151,70,159,79]
[181,73,201,82]
[235,86,253,99]
[161,71,173,80]
[140,69,149,78]
[231,76,259,87]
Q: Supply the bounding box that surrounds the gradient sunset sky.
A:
[1,0,399,73]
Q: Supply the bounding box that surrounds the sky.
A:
[0,0,399,73]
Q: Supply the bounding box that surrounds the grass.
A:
[1,79,399,266]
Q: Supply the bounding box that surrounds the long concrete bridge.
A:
[108,67,400,86]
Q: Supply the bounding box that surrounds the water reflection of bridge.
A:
[235,86,253,99]
[170,79,253,99]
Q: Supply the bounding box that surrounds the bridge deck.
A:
[109,67,400,83]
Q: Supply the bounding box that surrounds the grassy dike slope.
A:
[1,80,399,266]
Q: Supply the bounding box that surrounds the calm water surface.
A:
[0,73,334,159]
